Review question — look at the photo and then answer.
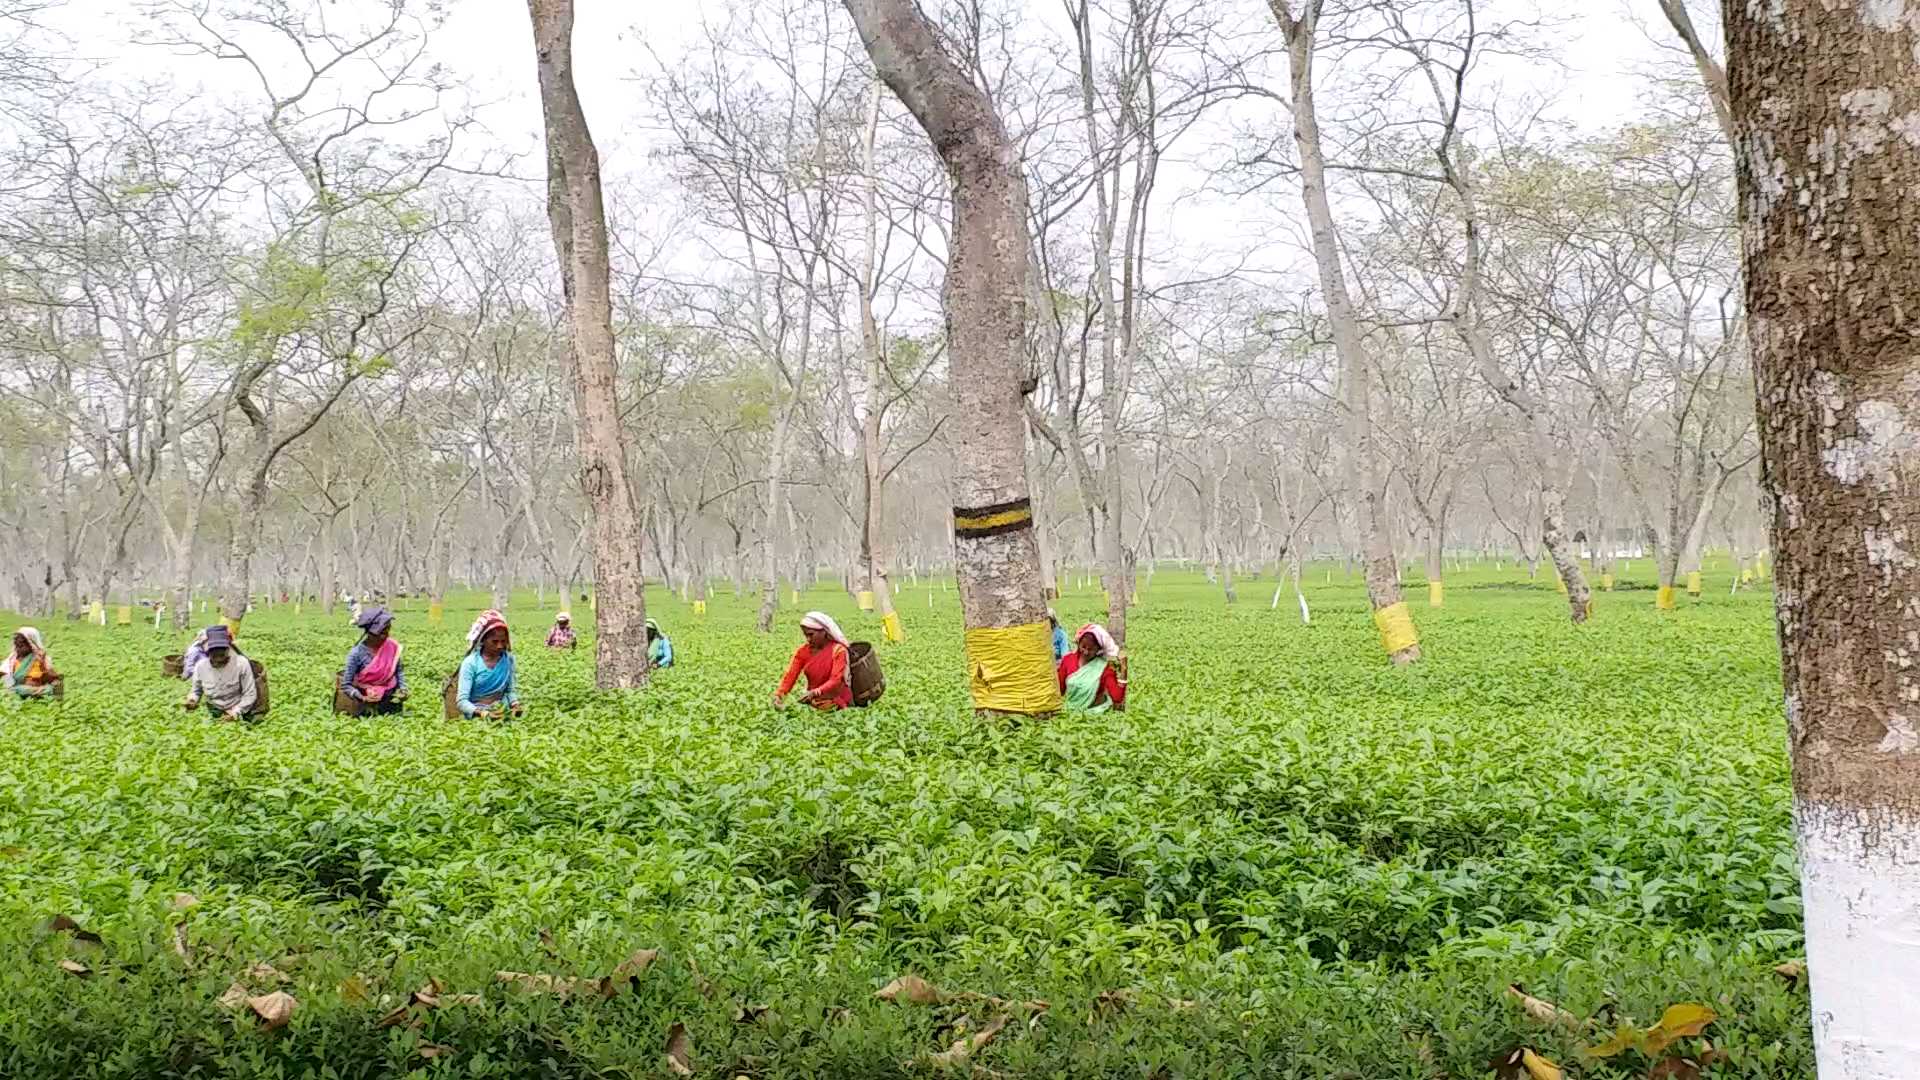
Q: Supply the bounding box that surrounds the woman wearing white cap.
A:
[545,612,576,650]
[772,611,851,710]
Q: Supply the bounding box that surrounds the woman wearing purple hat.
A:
[340,606,407,715]
[180,626,258,722]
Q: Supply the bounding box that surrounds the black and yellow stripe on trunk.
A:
[953,497,1033,539]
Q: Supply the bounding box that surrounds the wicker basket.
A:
[848,641,884,707]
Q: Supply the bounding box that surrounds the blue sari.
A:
[457,650,518,716]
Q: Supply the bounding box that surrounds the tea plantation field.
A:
[0,565,1809,1078]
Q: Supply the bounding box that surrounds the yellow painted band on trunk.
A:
[882,611,904,643]
[857,590,875,611]
[116,605,132,626]
[1601,574,1614,591]
[1686,571,1702,595]
[1373,601,1419,655]
[428,602,444,625]
[1656,585,1676,609]
[221,617,240,634]
[953,507,1032,531]
[693,600,707,615]
[1555,574,1568,593]
[1428,581,1444,607]
[790,589,801,605]
[964,619,1062,714]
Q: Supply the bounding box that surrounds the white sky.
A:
[39,0,1701,292]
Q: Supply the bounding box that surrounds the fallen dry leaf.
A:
[338,974,372,1005]
[1647,1057,1704,1080]
[170,892,200,911]
[418,1043,455,1061]
[1521,1048,1563,1080]
[664,1021,694,1076]
[927,1013,1009,1068]
[1773,959,1807,988]
[1507,983,1582,1030]
[247,990,297,1030]
[877,974,945,1005]
[246,962,289,984]
[445,993,483,1006]
[1643,1004,1718,1057]
[216,981,252,1010]
[615,948,660,977]
[58,958,91,977]
[377,1003,417,1029]
[733,1003,773,1024]
[495,970,587,996]
[1093,989,1136,1020]
[1491,1046,1564,1080]
[47,914,104,947]
[171,923,192,966]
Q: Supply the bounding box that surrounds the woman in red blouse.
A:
[773,611,853,710]
[1056,623,1127,713]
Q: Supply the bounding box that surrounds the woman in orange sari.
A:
[5,627,59,699]
[773,611,851,710]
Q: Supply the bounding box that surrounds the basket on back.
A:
[848,641,885,707]
[332,671,362,717]
[161,654,184,679]
[249,658,271,716]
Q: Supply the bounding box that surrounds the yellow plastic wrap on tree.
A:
[1656,585,1676,610]
[115,605,132,626]
[221,617,239,635]
[790,588,801,606]
[294,601,301,615]
[1428,581,1444,607]
[1741,568,1754,585]
[428,602,444,626]
[964,620,1063,714]
[1555,574,1568,594]
[1686,571,1702,596]
[88,600,104,625]
[693,600,707,616]
[882,611,904,643]
[857,590,875,611]
[1372,602,1419,655]
[1601,573,1615,591]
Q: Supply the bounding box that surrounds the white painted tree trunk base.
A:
[1798,801,1920,1080]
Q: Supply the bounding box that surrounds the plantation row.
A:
[0,570,1806,1077]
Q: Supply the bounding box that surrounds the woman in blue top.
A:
[646,618,674,668]
[1048,609,1069,662]
[458,609,524,719]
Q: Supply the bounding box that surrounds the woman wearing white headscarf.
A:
[5,627,59,699]
[773,611,851,710]
[1057,622,1127,713]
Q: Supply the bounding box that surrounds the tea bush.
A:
[0,565,1811,1077]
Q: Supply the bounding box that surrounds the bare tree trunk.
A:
[843,0,1059,714]
[220,451,271,631]
[529,0,649,687]
[1271,0,1418,663]
[1653,0,1734,144]
[1727,7,1920,1076]
[1541,485,1591,623]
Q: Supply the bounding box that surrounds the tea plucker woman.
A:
[772,611,850,710]
[1056,623,1127,713]
[5,627,59,699]
[457,609,524,719]
[339,605,408,714]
